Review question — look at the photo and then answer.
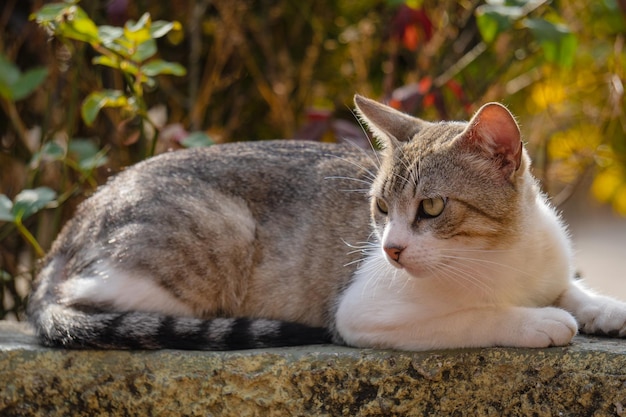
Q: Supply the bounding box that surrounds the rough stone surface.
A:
[2,321,626,417]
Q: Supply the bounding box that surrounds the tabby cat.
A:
[28,95,626,350]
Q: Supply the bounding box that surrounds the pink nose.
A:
[384,246,404,262]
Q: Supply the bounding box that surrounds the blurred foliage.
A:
[1,0,626,319]
[31,0,187,157]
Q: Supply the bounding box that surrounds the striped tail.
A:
[28,303,332,350]
[28,255,332,350]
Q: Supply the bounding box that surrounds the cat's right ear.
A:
[460,102,523,181]
[354,95,424,148]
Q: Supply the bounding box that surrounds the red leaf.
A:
[389,98,403,110]
[391,5,433,51]
[402,25,420,51]
[414,9,433,42]
[423,93,436,108]
[390,84,422,113]
[390,77,433,113]
[446,80,464,100]
[418,76,432,94]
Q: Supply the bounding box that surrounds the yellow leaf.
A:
[548,124,601,160]
[405,0,424,9]
[530,79,566,111]
[591,168,623,203]
[124,13,152,44]
[613,185,626,216]
[167,29,185,46]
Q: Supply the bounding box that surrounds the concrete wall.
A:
[1,322,626,416]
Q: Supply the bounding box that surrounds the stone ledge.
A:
[1,322,626,417]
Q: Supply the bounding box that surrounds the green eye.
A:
[375,198,388,215]
[419,197,446,219]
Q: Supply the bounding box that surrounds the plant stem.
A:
[14,217,45,258]
[0,98,33,160]
[146,116,159,157]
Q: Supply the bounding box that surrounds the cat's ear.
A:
[461,102,523,180]
[354,95,424,148]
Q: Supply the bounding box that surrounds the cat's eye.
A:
[375,198,388,215]
[418,197,446,219]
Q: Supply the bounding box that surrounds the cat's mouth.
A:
[386,257,403,269]
[383,251,433,278]
[383,252,422,275]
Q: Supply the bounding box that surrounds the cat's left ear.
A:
[461,102,523,180]
[354,95,425,148]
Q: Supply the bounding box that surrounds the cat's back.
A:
[84,140,374,224]
[39,140,375,325]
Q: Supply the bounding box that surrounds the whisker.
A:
[439,248,515,253]
[439,253,534,278]
[394,269,413,293]
[341,136,382,172]
[326,153,378,184]
[437,262,494,294]
[324,176,373,186]
[338,188,371,194]
[342,239,378,250]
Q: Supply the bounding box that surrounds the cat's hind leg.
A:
[556,279,626,337]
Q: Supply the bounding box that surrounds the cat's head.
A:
[354,95,535,279]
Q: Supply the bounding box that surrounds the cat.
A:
[27,95,626,350]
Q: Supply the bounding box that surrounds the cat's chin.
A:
[387,260,432,280]
[404,267,434,279]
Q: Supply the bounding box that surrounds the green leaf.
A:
[30,141,66,166]
[98,25,124,45]
[151,20,182,39]
[132,39,157,62]
[523,18,578,68]
[0,54,47,101]
[0,54,22,100]
[0,195,14,222]
[0,270,12,283]
[475,4,523,43]
[68,139,108,171]
[92,55,121,70]
[181,132,215,148]
[125,13,152,37]
[11,67,48,101]
[79,152,108,171]
[119,60,141,77]
[81,90,129,125]
[39,5,100,44]
[65,8,100,43]
[0,54,20,85]
[141,60,187,77]
[12,187,56,221]
[68,139,99,159]
[29,3,69,24]
[144,76,157,89]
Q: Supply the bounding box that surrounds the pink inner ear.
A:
[466,103,523,176]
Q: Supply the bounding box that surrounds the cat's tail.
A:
[27,258,332,350]
[29,305,332,350]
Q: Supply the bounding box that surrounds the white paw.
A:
[515,307,578,348]
[575,297,626,337]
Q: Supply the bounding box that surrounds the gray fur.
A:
[29,140,374,349]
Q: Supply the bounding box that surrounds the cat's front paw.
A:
[575,297,626,337]
[515,307,578,348]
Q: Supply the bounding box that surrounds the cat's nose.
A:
[384,245,404,263]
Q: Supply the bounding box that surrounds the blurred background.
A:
[1,0,625,319]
